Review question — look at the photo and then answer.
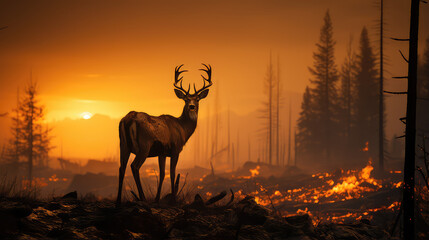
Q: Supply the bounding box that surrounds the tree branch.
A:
[384,90,408,94]
[391,37,410,41]
[398,50,409,63]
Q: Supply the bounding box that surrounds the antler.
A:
[193,63,213,95]
[174,64,190,94]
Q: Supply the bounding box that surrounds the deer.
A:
[116,64,212,205]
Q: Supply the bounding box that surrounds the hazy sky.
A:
[0,0,428,160]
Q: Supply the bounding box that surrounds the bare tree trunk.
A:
[214,84,219,157]
[276,55,280,166]
[206,106,210,166]
[28,87,34,186]
[403,0,419,238]
[228,107,231,166]
[248,137,251,162]
[15,87,20,163]
[236,131,240,167]
[269,52,273,165]
[379,0,385,172]
[288,101,291,166]
[231,143,235,170]
[294,128,298,166]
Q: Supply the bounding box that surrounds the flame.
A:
[232,161,396,213]
[361,141,369,152]
[22,177,48,189]
[49,174,59,182]
[199,160,401,224]
[249,166,260,177]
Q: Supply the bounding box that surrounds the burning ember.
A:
[361,141,369,152]
[199,160,402,223]
[245,160,388,206]
[48,174,68,182]
[249,166,260,177]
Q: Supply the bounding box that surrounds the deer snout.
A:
[189,104,196,110]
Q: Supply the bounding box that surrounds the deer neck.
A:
[179,105,197,141]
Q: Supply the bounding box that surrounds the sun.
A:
[81,112,93,120]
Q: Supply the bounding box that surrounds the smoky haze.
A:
[0,0,428,170]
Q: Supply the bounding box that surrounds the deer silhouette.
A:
[116,64,212,205]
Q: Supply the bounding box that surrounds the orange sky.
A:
[0,0,428,163]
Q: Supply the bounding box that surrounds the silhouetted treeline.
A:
[297,10,383,168]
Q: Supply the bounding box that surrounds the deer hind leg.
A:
[131,147,149,201]
[155,155,166,202]
[116,122,131,206]
[170,154,179,197]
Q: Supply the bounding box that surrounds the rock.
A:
[0,203,33,236]
[10,205,33,218]
[331,225,362,239]
[236,196,269,225]
[47,227,78,239]
[360,218,371,225]
[61,191,77,200]
[224,208,239,225]
[184,194,206,210]
[161,193,177,205]
[45,202,61,211]
[238,225,270,240]
[94,206,166,238]
[263,217,302,236]
[284,213,314,235]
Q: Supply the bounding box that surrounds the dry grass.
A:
[0,173,40,202]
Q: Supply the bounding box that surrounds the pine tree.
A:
[9,80,52,184]
[307,10,339,163]
[354,27,379,159]
[297,87,316,156]
[338,38,356,156]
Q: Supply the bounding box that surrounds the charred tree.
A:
[403,0,420,238]
[259,52,275,165]
[288,101,291,166]
[276,56,280,166]
[378,0,385,172]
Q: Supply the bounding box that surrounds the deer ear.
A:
[198,89,209,100]
[175,89,186,99]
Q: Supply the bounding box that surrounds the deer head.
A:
[174,64,212,121]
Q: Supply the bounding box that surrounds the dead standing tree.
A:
[116,64,213,205]
[385,0,422,238]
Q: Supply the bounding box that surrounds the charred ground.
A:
[0,191,391,240]
[0,160,414,240]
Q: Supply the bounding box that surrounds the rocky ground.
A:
[0,191,393,240]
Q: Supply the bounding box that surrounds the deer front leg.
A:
[131,151,148,201]
[170,154,179,197]
[155,155,166,202]
[116,147,130,206]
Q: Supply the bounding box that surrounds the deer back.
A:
[121,111,194,157]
